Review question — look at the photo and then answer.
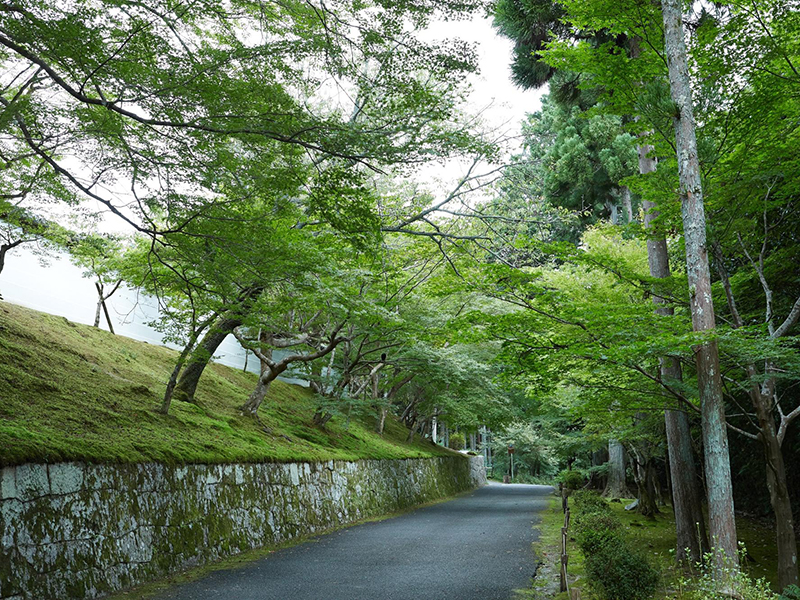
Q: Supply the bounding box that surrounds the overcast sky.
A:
[428,15,544,137]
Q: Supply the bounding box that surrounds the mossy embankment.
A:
[0,301,454,466]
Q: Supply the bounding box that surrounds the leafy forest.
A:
[1,0,800,597]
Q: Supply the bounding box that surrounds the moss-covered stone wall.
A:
[0,456,485,599]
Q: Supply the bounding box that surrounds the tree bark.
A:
[621,186,633,224]
[590,447,608,490]
[664,382,709,561]
[100,297,114,334]
[603,439,628,498]
[752,380,799,590]
[629,416,660,518]
[639,143,708,562]
[93,296,103,328]
[173,315,244,403]
[661,0,738,573]
[239,324,346,417]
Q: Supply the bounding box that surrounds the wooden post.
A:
[560,496,570,593]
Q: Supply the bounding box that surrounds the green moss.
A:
[0,302,457,466]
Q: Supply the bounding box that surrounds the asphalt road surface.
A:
[153,482,552,600]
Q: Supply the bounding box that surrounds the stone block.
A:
[289,463,300,486]
[48,463,85,496]
[14,464,49,501]
[0,467,16,500]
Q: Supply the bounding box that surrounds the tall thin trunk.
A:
[663,374,709,561]
[621,186,634,223]
[640,143,708,562]
[604,439,628,498]
[100,298,114,334]
[661,0,738,573]
[93,296,103,327]
[751,380,799,590]
[376,406,388,435]
[717,249,799,588]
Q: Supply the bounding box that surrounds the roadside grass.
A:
[529,494,782,599]
[0,301,455,466]
[513,492,570,600]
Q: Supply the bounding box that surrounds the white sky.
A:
[428,15,543,141]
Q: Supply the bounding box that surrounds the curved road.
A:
[154,482,552,600]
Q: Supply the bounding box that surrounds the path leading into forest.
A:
[153,482,552,600]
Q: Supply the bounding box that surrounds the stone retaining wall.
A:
[0,455,485,599]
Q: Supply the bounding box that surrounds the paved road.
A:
[154,482,552,600]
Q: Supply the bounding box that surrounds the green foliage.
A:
[571,491,659,600]
[677,546,781,600]
[448,432,465,450]
[490,421,559,480]
[557,469,584,491]
[585,542,660,600]
[781,585,800,600]
[516,96,639,230]
[492,0,568,89]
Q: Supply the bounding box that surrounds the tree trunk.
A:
[376,406,388,434]
[0,241,22,278]
[621,186,633,224]
[632,451,660,517]
[604,439,628,498]
[752,383,799,590]
[173,315,244,403]
[241,331,275,415]
[664,388,709,562]
[406,418,419,442]
[100,298,114,334]
[590,447,608,490]
[161,341,196,415]
[640,145,708,561]
[661,0,738,573]
[93,296,103,328]
[242,365,283,415]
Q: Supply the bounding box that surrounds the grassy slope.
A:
[532,494,781,599]
[0,301,454,466]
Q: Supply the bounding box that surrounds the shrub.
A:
[574,511,622,555]
[572,490,611,516]
[448,432,465,450]
[585,541,660,600]
[569,490,659,600]
[558,469,584,490]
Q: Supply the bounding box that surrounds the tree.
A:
[70,234,125,332]
[0,0,486,241]
[661,0,738,573]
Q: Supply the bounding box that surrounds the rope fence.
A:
[559,487,581,600]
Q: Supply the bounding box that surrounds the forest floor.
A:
[531,492,782,599]
[0,301,454,466]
